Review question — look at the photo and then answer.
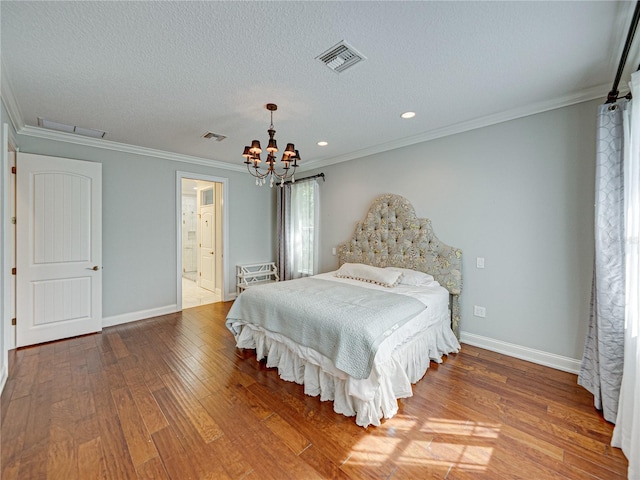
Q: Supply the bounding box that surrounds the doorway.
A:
[177,173,228,309]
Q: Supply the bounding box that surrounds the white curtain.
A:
[276,179,320,281]
[612,70,640,480]
[578,98,627,423]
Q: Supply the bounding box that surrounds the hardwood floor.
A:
[1,302,628,479]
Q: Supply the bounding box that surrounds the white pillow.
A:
[335,263,403,287]
[385,267,434,286]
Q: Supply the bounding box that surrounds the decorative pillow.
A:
[385,267,434,286]
[335,263,403,287]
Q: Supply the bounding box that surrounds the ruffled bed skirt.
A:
[234,321,460,427]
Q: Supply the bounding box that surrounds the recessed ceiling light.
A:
[400,111,416,119]
[317,141,328,146]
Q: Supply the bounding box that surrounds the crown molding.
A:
[3,62,611,174]
[17,125,246,172]
[2,63,243,172]
[0,106,18,151]
[300,82,611,171]
[0,62,25,135]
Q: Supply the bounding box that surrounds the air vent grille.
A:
[37,117,106,139]
[202,132,227,142]
[317,41,366,73]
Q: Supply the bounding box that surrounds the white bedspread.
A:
[226,272,460,427]
[226,276,426,379]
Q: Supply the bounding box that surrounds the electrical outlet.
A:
[476,257,485,269]
[473,305,486,318]
[332,247,337,256]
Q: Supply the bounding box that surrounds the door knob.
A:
[210,251,214,255]
[87,266,100,271]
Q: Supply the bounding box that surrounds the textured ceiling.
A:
[1,1,638,171]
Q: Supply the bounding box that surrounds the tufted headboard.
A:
[337,194,463,337]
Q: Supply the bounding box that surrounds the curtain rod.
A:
[607,0,640,103]
[283,172,325,185]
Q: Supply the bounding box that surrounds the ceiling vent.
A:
[202,131,227,142]
[316,41,366,73]
[37,117,106,139]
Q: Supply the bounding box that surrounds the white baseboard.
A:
[102,304,179,328]
[459,331,581,374]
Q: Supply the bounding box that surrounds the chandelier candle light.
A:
[242,103,301,187]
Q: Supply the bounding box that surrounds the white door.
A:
[16,153,102,347]
[199,203,215,292]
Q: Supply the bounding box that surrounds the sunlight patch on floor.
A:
[379,415,418,432]
[420,441,494,471]
[421,417,501,438]
[348,415,500,473]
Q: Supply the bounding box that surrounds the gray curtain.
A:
[276,183,293,280]
[578,100,628,423]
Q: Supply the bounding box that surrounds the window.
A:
[277,179,320,280]
[200,187,214,206]
[290,181,319,277]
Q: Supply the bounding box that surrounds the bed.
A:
[226,194,463,427]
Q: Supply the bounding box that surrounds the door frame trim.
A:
[176,171,229,309]
[1,124,12,394]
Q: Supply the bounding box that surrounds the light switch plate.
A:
[473,305,486,318]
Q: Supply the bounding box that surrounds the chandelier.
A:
[242,103,300,187]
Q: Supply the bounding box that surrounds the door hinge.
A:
[11,267,16,275]
[11,318,16,326]
[11,217,16,225]
[11,166,16,174]
[199,272,202,276]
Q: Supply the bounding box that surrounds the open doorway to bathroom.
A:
[178,174,226,309]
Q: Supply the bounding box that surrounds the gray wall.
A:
[306,99,598,360]
[10,98,598,362]
[13,135,274,318]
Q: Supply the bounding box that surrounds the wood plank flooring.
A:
[1,302,628,479]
